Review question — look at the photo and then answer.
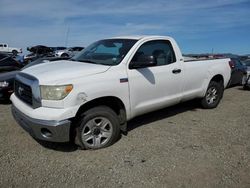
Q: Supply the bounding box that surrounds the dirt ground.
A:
[0,86,249,188]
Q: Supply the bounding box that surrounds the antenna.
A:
[65,26,70,47]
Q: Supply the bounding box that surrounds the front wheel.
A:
[201,81,224,109]
[75,106,120,150]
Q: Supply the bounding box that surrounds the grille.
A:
[15,79,33,106]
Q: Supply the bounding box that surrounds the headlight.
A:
[40,85,73,100]
[0,81,9,88]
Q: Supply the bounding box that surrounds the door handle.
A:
[172,69,182,74]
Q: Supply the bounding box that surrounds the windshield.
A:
[72,39,137,66]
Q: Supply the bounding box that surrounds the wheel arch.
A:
[201,74,225,97]
[210,74,224,86]
[73,96,127,132]
[201,74,225,109]
[61,53,69,57]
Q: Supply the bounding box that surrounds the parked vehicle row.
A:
[11,35,232,150]
[24,45,54,64]
[24,45,84,63]
[54,47,84,57]
[0,44,84,100]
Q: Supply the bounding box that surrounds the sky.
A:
[0,0,250,55]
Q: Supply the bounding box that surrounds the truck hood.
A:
[22,60,110,84]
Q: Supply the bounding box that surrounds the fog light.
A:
[41,128,53,138]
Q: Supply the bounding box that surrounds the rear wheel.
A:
[243,85,249,90]
[75,106,120,150]
[201,81,224,109]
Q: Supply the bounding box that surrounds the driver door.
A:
[127,40,183,117]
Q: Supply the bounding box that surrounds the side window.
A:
[132,40,176,66]
[4,44,7,47]
[0,44,3,47]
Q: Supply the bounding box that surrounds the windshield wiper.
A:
[73,59,112,66]
[77,59,97,64]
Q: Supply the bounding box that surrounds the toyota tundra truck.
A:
[11,36,231,150]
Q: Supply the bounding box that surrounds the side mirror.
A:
[129,54,156,69]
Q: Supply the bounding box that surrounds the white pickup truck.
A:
[11,36,231,150]
[0,43,22,56]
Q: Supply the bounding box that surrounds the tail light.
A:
[228,60,235,69]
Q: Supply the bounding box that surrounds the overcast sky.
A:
[0,0,250,54]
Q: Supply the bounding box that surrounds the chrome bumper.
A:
[12,105,71,142]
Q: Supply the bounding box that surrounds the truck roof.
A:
[110,35,172,40]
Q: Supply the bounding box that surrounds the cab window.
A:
[132,40,176,66]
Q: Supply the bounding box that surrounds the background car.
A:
[242,59,250,89]
[0,70,18,100]
[0,43,22,56]
[227,58,247,87]
[0,56,70,101]
[51,47,67,51]
[0,53,23,73]
[55,46,84,57]
[243,59,250,66]
[24,45,54,64]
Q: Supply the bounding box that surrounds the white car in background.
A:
[0,43,22,56]
[55,47,84,57]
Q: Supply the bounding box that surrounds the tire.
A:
[226,78,232,88]
[201,81,224,109]
[75,106,120,150]
[61,53,69,57]
[12,50,18,56]
[243,85,249,90]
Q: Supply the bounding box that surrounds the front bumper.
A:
[12,105,71,142]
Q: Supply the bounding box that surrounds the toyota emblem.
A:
[18,86,24,96]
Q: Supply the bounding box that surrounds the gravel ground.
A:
[0,86,249,188]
